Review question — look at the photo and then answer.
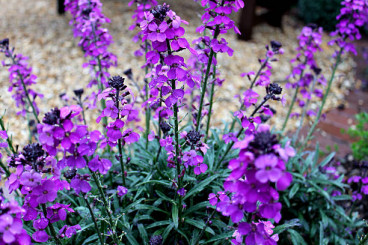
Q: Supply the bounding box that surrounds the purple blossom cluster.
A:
[0,196,31,245]
[141,4,194,118]
[37,105,111,194]
[5,143,74,242]
[347,175,368,201]
[286,25,326,118]
[128,0,158,57]
[329,0,368,55]
[211,124,295,244]
[0,38,43,118]
[97,76,140,147]
[64,0,117,90]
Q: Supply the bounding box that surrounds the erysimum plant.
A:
[0,0,368,244]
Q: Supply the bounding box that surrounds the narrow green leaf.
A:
[162,223,175,243]
[319,152,335,167]
[126,232,140,245]
[273,219,301,234]
[146,220,171,229]
[172,204,179,229]
[138,224,149,244]
[289,183,300,199]
[200,231,234,244]
[288,229,308,245]
[184,175,219,201]
[185,218,215,235]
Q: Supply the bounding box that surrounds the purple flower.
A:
[32,180,58,204]
[32,230,49,243]
[117,186,128,197]
[46,203,75,223]
[59,224,81,238]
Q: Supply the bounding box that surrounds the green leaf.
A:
[273,219,301,234]
[184,174,219,201]
[184,201,210,216]
[129,204,169,215]
[156,190,175,204]
[126,232,140,245]
[319,152,335,167]
[172,204,179,229]
[162,223,175,243]
[138,224,149,244]
[82,234,98,245]
[146,220,171,229]
[185,218,215,235]
[289,183,300,199]
[200,231,234,244]
[288,229,308,245]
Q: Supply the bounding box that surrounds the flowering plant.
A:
[0,0,368,244]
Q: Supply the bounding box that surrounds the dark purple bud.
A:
[270,40,282,52]
[43,108,60,125]
[81,7,92,16]
[150,4,170,21]
[0,38,9,49]
[22,143,44,162]
[159,121,171,135]
[249,131,278,154]
[186,130,201,145]
[73,88,84,98]
[108,76,127,91]
[64,169,77,179]
[123,69,133,80]
[266,83,282,95]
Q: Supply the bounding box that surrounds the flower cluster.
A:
[37,105,111,195]
[97,75,140,147]
[5,143,74,242]
[286,25,326,118]
[64,0,117,90]
[347,174,368,201]
[210,124,295,244]
[128,0,158,57]
[329,0,368,56]
[0,195,31,244]
[0,38,43,118]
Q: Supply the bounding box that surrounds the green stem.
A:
[192,208,216,244]
[205,53,217,142]
[166,40,183,228]
[215,96,270,168]
[83,195,104,245]
[281,57,308,132]
[90,170,120,245]
[144,40,151,150]
[10,53,39,123]
[0,160,10,177]
[301,48,343,151]
[41,204,62,245]
[293,76,318,145]
[196,49,215,131]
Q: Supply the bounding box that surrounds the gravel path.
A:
[0,0,356,144]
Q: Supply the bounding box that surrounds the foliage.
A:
[298,0,343,31]
[345,112,368,161]
[0,0,367,245]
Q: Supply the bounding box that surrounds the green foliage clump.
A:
[298,0,343,31]
[346,112,368,161]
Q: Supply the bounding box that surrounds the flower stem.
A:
[90,170,120,245]
[83,195,104,245]
[144,40,151,150]
[301,48,343,151]
[9,53,39,123]
[192,208,216,244]
[196,49,215,131]
[215,96,270,168]
[205,53,217,142]
[293,76,317,145]
[41,204,62,245]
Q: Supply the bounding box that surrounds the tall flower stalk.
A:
[0,39,42,123]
